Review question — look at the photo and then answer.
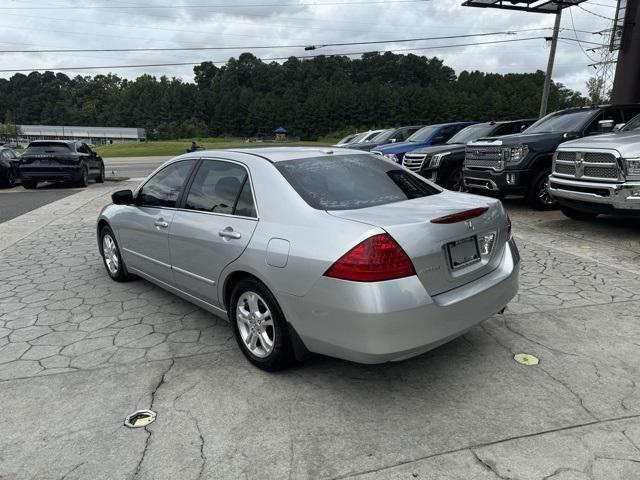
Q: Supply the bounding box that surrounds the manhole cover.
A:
[514,353,539,366]
[124,410,157,428]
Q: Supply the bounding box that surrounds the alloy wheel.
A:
[102,234,120,275]
[236,291,275,358]
[537,173,554,206]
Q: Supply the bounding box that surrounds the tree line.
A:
[0,52,588,141]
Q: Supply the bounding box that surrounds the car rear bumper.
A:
[549,176,640,212]
[278,239,520,364]
[19,165,82,182]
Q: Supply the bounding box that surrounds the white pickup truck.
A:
[549,115,640,219]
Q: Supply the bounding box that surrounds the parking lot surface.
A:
[0,186,80,224]
[1,186,640,479]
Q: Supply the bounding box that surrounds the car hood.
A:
[470,132,567,147]
[374,141,426,154]
[408,144,466,156]
[559,131,640,157]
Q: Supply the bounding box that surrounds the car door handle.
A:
[154,219,169,229]
[219,228,241,240]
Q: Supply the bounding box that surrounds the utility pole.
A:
[539,9,562,118]
[611,0,640,103]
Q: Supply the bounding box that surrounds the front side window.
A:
[138,160,196,208]
[276,154,439,210]
[184,159,255,217]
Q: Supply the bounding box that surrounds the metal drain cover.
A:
[124,409,157,428]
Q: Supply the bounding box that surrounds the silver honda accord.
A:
[97,148,519,370]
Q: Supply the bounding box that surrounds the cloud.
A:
[0,0,616,94]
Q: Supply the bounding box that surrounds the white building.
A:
[17,125,146,146]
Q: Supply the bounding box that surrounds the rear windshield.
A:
[26,143,72,154]
[276,154,440,210]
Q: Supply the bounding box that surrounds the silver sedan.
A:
[97,148,519,371]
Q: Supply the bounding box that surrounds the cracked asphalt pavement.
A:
[1,185,640,479]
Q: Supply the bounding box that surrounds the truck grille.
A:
[465,146,503,170]
[554,151,620,181]
[402,153,427,172]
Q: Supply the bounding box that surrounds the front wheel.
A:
[230,278,295,371]
[444,168,465,192]
[527,170,557,211]
[3,169,16,188]
[100,226,131,282]
[22,179,37,189]
[561,206,598,221]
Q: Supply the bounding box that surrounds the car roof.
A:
[551,103,640,116]
[28,140,78,145]
[181,147,365,164]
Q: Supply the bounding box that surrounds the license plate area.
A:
[447,236,481,270]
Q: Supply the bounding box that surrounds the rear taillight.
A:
[324,233,416,282]
[430,207,488,224]
[507,215,512,241]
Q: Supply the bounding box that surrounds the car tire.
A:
[100,225,131,282]
[3,169,16,188]
[22,179,37,189]
[561,206,598,221]
[527,169,557,211]
[77,165,89,188]
[96,162,105,183]
[230,278,295,371]
[444,168,465,192]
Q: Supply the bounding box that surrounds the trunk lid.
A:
[328,191,509,296]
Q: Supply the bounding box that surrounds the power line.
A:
[0,0,433,10]
[577,4,615,20]
[568,7,598,62]
[0,36,548,73]
[0,29,551,54]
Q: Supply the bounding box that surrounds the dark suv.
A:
[463,104,640,210]
[347,126,424,152]
[402,119,535,190]
[20,140,105,189]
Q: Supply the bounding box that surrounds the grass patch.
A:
[95,137,338,158]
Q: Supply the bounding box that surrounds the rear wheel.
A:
[3,169,16,188]
[527,169,557,211]
[95,162,105,183]
[230,278,295,371]
[22,179,37,189]
[77,165,89,188]
[100,226,131,282]
[561,206,598,221]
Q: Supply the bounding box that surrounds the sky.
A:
[0,0,620,95]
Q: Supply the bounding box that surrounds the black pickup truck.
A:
[19,140,105,189]
[462,104,640,210]
[401,119,534,190]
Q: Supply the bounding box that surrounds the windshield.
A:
[26,142,72,154]
[408,126,438,142]
[447,124,496,144]
[276,154,439,210]
[336,134,357,145]
[524,110,595,134]
[369,129,394,143]
[622,114,640,132]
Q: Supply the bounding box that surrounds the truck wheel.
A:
[22,179,37,189]
[561,207,598,221]
[527,170,557,211]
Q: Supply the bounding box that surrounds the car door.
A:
[117,159,196,285]
[84,143,99,174]
[169,158,258,307]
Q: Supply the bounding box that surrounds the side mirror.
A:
[520,125,527,132]
[431,135,446,145]
[390,138,397,143]
[614,123,626,132]
[598,119,615,133]
[112,189,135,205]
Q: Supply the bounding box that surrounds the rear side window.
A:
[276,154,439,210]
[184,159,255,217]
[26,142,71,154]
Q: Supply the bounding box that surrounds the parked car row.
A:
[347,104,640,218]
[0,140,105,189]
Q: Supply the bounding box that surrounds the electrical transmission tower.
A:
[588,28,618,102]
